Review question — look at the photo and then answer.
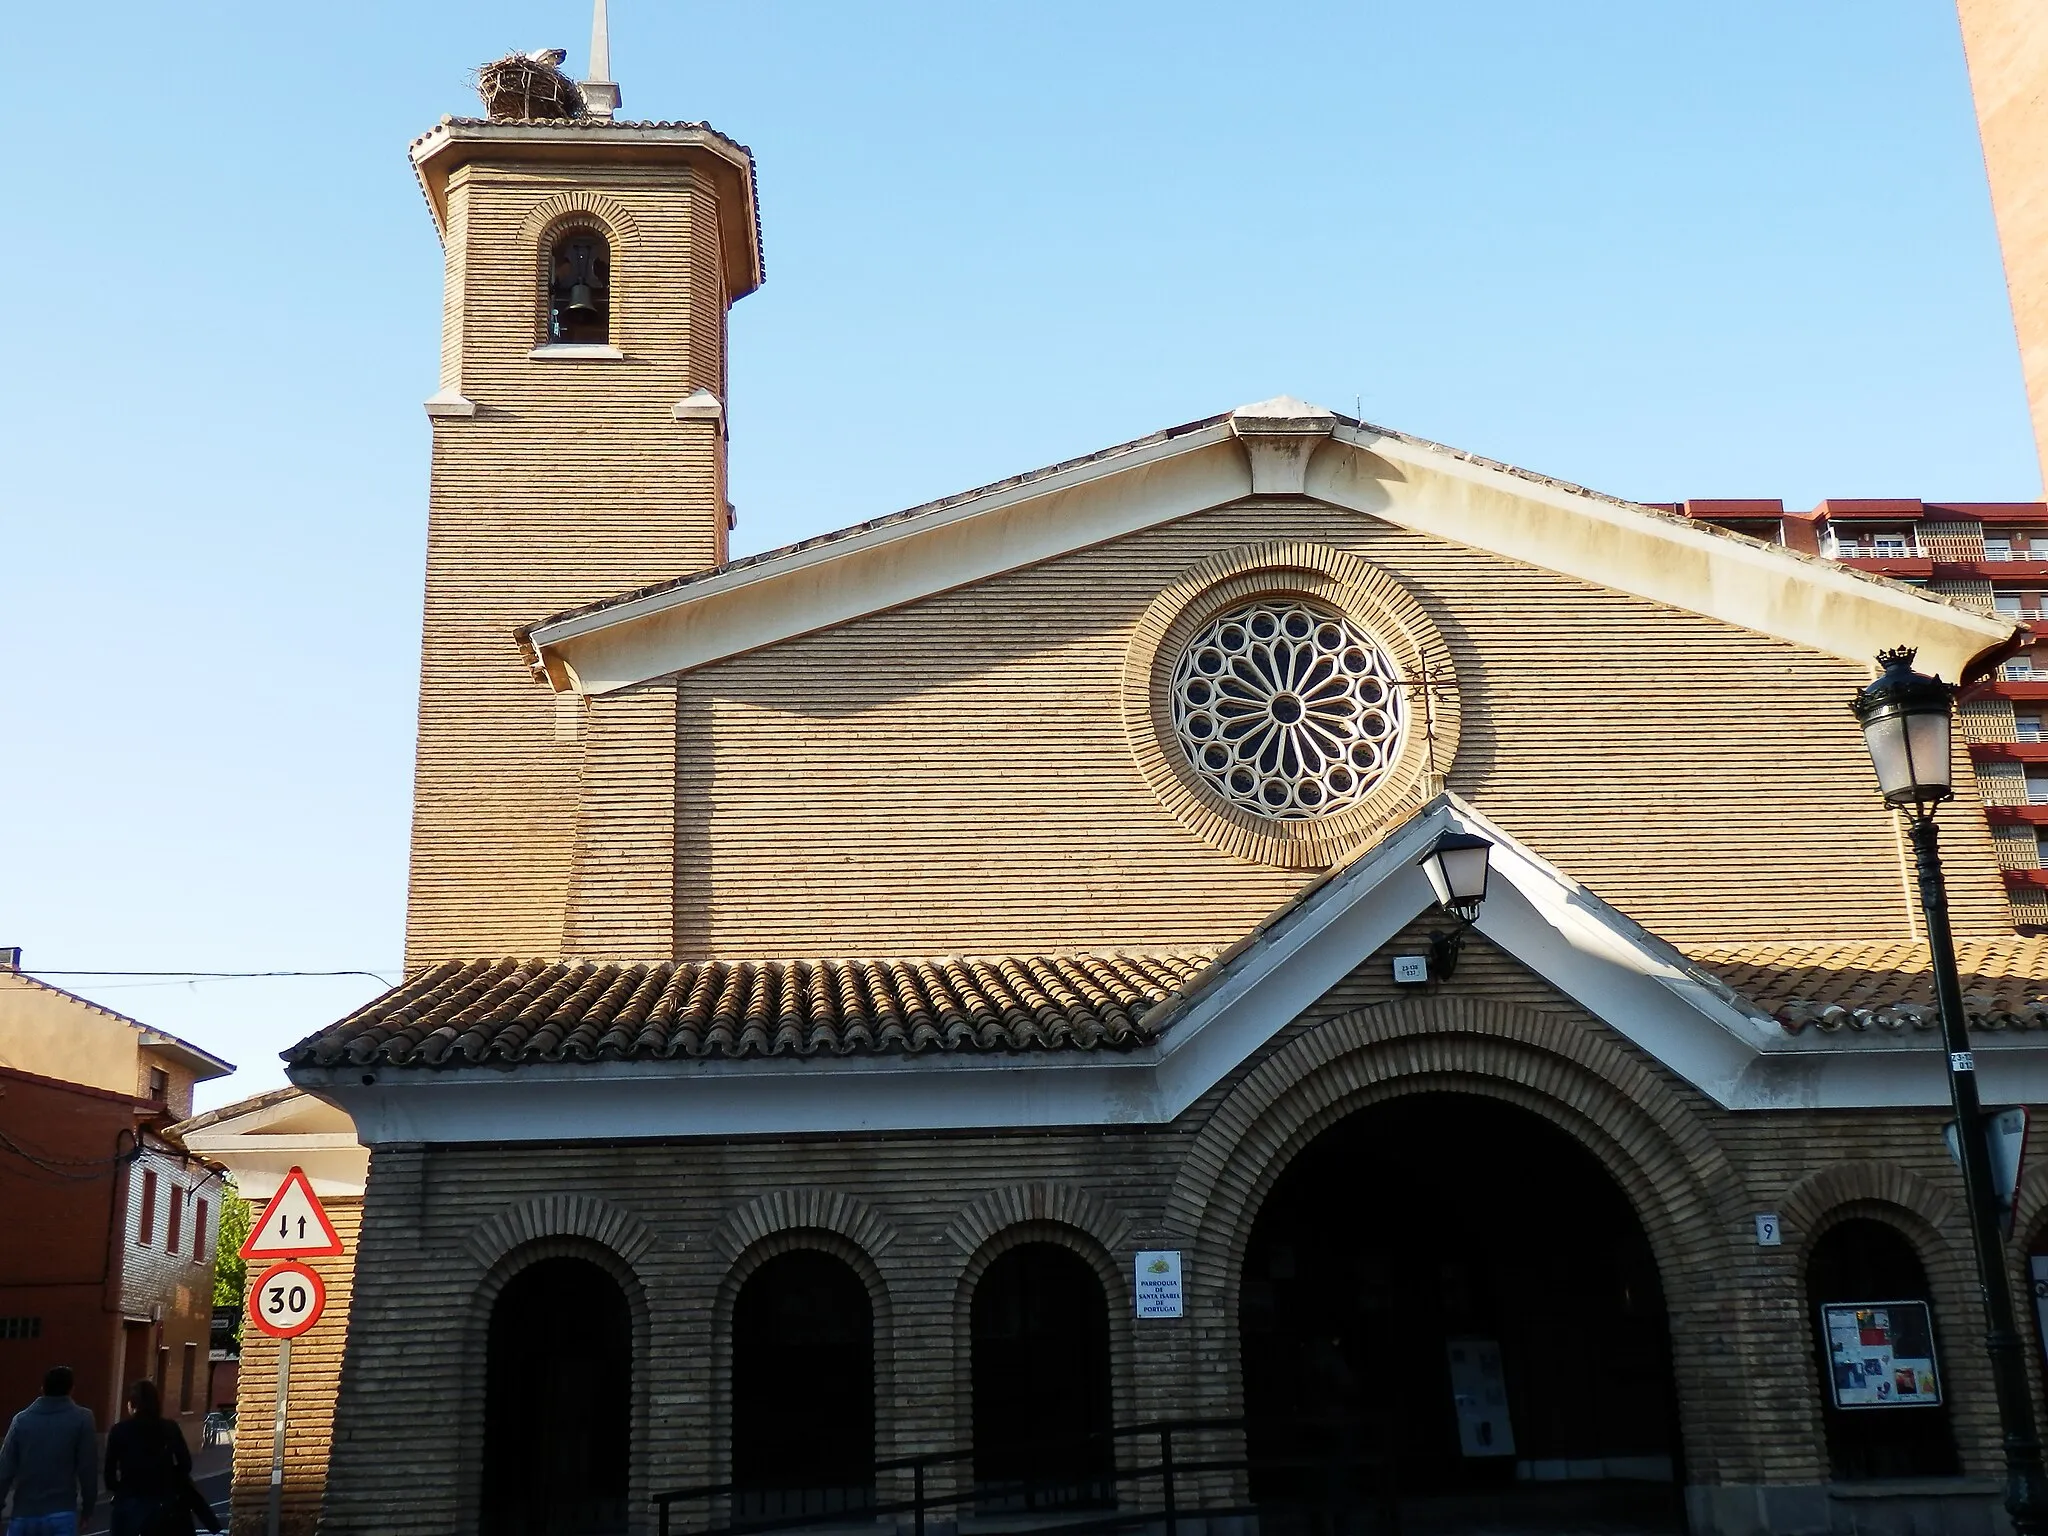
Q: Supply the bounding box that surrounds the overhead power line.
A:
[28,969,395,981]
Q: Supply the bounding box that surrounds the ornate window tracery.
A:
[1170,600,1405,819]
[1121,543,1458,867]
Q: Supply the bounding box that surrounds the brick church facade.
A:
[241,37,2048,1536]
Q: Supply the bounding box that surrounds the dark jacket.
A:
[105,1415,192,1501]
[0,1392,98,1518]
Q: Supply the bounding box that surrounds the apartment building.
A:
[0,950,233,1436]
[1680,498,2048,928]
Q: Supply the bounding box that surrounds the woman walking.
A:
[104,1383,218,1536]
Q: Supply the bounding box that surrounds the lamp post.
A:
[1851,646,2048,1534]
[1418,829,1493,979]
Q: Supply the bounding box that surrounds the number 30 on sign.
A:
[249,1261,327,1339]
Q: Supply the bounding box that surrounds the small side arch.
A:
[469,1235,651,1536]
[943,1182,1133,1258]
[712,1230,895,1516]
[710,1188,898,1265]
[464,1191,659,1274]
[1779,1160,1957,1247]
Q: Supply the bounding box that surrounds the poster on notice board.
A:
[1821,1301,1942,1409]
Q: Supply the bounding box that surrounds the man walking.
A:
[0,1367,97,1536]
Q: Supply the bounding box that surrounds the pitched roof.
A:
[520,400,2015,696]
[284,954,1214,1069]
[406,116,764,296]
[0,971,234,1078]
[1683,939,2048,1034]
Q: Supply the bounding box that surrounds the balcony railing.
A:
[2004,664,2042,681]
[2016,726,2046,742]
[1981,548,2043,562]
[1996,608,2048,621]
[1825,542,1929,559]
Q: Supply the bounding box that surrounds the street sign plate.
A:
[240,1166,344,1259]
[1943,1107,2030,1236]
[248,1261,326,1340]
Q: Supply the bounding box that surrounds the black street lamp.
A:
[1418,829,1493,979]
[1851,646,2048,1534]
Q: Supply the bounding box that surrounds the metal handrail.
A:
[653,1416,1398,1536]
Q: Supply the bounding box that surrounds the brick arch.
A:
[463,1192,658,1274]
[710,1230,896,1501]
[710,1188,898,1265]
[459,1234,653,1536]
[516,190,643,249]
[943,1182,1133,1257]
[522,193,640,350]
[949,1219,1138,1454]
[2013,1161,2048,1253]
[1167,995,1752,1487]
[1787,1193,1987,1476]
[2012,1166,2048,1432]
[1779,1160,1956,1249]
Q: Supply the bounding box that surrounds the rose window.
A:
[1170,600,1406,819]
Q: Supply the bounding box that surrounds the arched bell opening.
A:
[969,1242,1115,1511]
[1807,1216,1959,1479]
[731,1249,876,1520]
[1239,1091,1684,1532]
[481,1255,632,1536]
[548,228,611,344]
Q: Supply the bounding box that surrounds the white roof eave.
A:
[290,796,2048,1146]
[528,402,2014,696]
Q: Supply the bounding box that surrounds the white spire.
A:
[581,0,621,120]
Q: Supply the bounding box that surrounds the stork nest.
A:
[473,53,586,121]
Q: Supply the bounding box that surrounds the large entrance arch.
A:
[481,1255,633,1536]
[1239,1092,1683,1530]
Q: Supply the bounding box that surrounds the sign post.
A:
[269,1336,290,1536]
[240,1169,342,1536]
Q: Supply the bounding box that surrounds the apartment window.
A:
[192,1197,210,1262]
[1988,537,2014,560]
[166,1186,183,1257]
[0,1317,43,1340]
[179,1343,197,1413]
[2017,714,2043,743]
[1997,594,2024,614]
[1872,534,1908,554]
[147,1068,168,1102]
[2026,771,2048,806]
[137,1170,158,1247]
[2035,828,2048,861]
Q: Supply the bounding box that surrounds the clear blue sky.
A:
[3,1,2036,1112]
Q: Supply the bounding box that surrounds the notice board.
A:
[1821,1300,1942,1409]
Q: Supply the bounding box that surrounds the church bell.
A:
[566,283,600,321]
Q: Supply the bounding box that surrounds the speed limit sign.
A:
[249,1261,327,1339]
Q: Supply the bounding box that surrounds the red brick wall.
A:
[0,1066,133,1432]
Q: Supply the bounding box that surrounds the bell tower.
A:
[402,44,763,967]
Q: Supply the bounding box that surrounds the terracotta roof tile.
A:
[285,954,1215,1069]
[1682,939,2048,1035]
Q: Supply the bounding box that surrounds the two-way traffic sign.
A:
[239,1166,343,1260]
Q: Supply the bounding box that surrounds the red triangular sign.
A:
[240,1166,344,1258]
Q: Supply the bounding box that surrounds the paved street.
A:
[81,1442,233,1536]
